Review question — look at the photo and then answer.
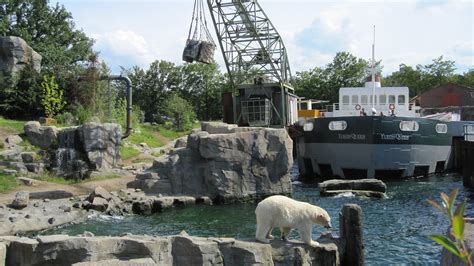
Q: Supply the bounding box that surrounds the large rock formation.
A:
[23,122,121,178]
[0,234,339,265]
[128,122,293,203]
[0,36,42,75]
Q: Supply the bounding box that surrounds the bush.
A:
[55,112,76,126]
[41,75,66,118]
[163,94,196,131]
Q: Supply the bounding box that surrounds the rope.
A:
[186,0,215,44]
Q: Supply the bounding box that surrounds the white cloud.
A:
[91,30,156,67]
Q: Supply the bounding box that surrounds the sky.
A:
[57,0,473,76]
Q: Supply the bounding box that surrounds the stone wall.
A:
[23,122,121,178]
[0,234,339,266]
[0,36,42,75]
[128,122,293,203]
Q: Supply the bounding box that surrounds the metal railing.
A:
[465,124,474,142]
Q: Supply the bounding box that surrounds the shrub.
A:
[41,75,66,118]
[427,189,473,265]
[163,94,196,131]
[55,112,77,126]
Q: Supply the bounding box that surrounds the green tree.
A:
[40,75,66,118]
[383,64,423,97]
[0,66,42,119]
[0,0,94,75]
[128,60,181,122]
[179,63,225,121]
[293,52,368,103]
[163,93,196,131]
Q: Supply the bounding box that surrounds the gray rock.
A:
[80,123,121,170]
[8,162,28,175]
[24,121,58,150]
[0,36,42,75]
[129,125,293,202]
[5,135,23,146]
[90,197,108,212]
[59,205,72,212]
[30,190,73,200]
[25,163,44,173]
[215,238,273,265]
[88,186,113,202]
[271,239,339,266]
[20,152,36,163]
[11,191,29,209]
[319,179,387,198]
[2,169,17,176]
[174,137,188,148]
[171,235,224,266]
[0,242,5,266]
[201,122,238,134]
[16,177,34,186]
[0,149,22,161]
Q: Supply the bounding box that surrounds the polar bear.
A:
[255,195,331,246]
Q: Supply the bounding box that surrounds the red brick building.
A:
[415,83,474,120]
[418,83,474,108]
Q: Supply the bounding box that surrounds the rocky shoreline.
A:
[0,232,340,265]
[0,187,214,236]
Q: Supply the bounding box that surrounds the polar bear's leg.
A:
[280,227,291,241]
[256,221,271,243]
[298,224,319,246]
[266,227,274,240]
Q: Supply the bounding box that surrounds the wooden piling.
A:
[339,204,364,266]
[462,140,474,188]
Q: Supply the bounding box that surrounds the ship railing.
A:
[465,124,474,142]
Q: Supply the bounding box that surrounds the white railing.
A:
[465,124,474,142]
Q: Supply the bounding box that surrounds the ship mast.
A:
[371,25,376,111]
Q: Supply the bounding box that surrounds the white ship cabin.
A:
[326,76,421,117]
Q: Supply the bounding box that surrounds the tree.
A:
[128,60,181,123]
[179,63,225,121]
[383,64,423,97]
[0,0,94,76]
[293,52,368,103]
[163,93,196,131]
[40,75,66,118]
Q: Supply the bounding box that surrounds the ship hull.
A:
[296,116,470,179]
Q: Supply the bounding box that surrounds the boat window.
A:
[303,122,313,132]
[436,124,448,134]
[389,95,396,104]
[300,102,308,110]
[399,121,419,132]
[398,95,406,105]
[329,121,347,131]
[370,95,377,105]
[342,95,349,105]
[379,95,387,105]
[352,95,359,104]
[361,95,368,105]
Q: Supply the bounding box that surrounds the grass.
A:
[128,125,164,148]
[0,117,26,133]
[120,146,141,160]
[0,173,19,192]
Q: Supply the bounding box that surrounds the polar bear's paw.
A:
[309,240,321,247]
[256,237,271,243]
[266,234,274,240]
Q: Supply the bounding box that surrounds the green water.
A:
[46,173,474,264]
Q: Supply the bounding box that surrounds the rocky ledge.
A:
[0,187,212,236]
[128,122,294,203]
[0,232,339,266]
[319,179,387,198]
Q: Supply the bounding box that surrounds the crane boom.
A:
[206,0,292,87]
[206,0,297,127]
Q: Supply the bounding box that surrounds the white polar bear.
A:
[255,195,331,246]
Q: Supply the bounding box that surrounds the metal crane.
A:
[206,0,298,127]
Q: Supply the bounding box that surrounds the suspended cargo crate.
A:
[182,39,201,63]
[182,0,216,64]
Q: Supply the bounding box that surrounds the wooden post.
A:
[340,204,364,266]
[462,140,474,188]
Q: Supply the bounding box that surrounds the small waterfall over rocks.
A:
[24,121,122,179]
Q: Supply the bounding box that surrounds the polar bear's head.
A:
[311,207,332,229]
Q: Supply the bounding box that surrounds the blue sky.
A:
[58,0,473,76]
